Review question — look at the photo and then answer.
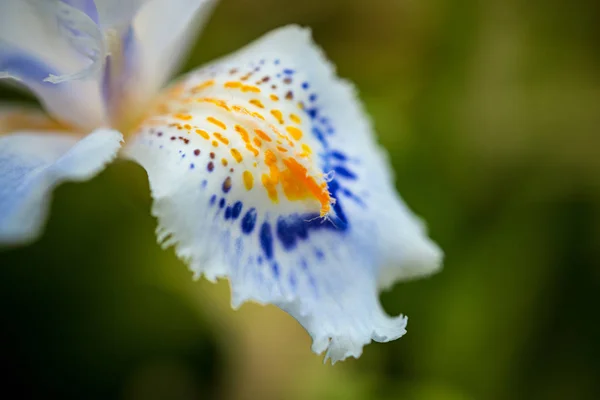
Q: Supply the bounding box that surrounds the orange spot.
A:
[270,94,279,101]
[290,113,302,124]
[254,129,272,142]
[214,132,229,145]
[195,129,210,140]
[230,148,243,163]
[249,99,264,108]
[282,158,331,216]
[234,125,250,143]
[207,117,227,130]
[174,113,192,121]
[286,126,303,140]
[253,137,262,147]
[276,146,288,152]
[183,124,192,130]
[271,109,284,124]
[246,143,259,157]
[243,171,254,191]
[191,79,214,93]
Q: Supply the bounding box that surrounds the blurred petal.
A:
[125,26,442,362]
[0,111,122,245]
[117,0,218,109]
[0,0,107,129]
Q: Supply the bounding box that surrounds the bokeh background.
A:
[1,0,599,399]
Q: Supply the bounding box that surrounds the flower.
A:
[0,0,443,363]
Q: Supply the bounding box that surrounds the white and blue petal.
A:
[125,25,442,363]
[0,0,108,129]
[0,108,122,245]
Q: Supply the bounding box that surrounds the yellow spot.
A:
[255,129,272,142]
[246,143,259,157]
[191,79,214,93]
[251,112,265,120]
[271,109,284,124]
[249,99,264,108]
[195,129,210,140]
[214,132,229,145]
[197,97,230,111]
[301,143,312,155]
[222,158,228,166]
[230,148,243,163]
[243,171,254,190]
[183,124,192,130]
[297,102,305,110]
[224,81,242,88]
[212,140,219,147]
[262,174,279,203]
[276,146,288,152]
[286,126,303,140]
[290,113,302,124]
[234,124,250,143]
[207,117,227,130]
[174,113,192,121]
[253,137,262,147]
[270,94,279,101]
[241,85,261,93]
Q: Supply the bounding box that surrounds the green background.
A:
[1,0,599,399]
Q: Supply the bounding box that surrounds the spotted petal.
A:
[0,107,122,245]
[125,26,442,362]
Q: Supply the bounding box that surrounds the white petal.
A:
[0,111,122,245]
[0,0,107,129]
[125,25,442,363]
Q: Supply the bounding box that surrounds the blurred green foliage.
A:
[1,0,599,399]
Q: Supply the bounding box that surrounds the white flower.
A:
[0,0,443,363]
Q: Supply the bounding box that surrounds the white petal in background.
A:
[0,0,107,129]
[0,124,122,245]
[126,25,442,362]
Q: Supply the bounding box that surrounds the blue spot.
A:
[159,145,163,149]
[301,259,308,270]
[315,249,325,259]
[224,206,232,220]
[276,73,281,78]
[260,222,274,259]
[189,163,195,169]
[276,215,308,250]
[274,59,280,65]
[309,94,317,102]
[334,166,357,180]
[289,272,297,290]
[201,180,207,188]
[306,108,318,119]
[330,151,347,161]
[271,263,280,277]
[301,82,309,89]
[283,68,295,74]
[241,208,257,234]
[257,255,263,265]
[312,127,325,143]
[219,198,225,209]
[231,201,243,219]
[209,194,216,205]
